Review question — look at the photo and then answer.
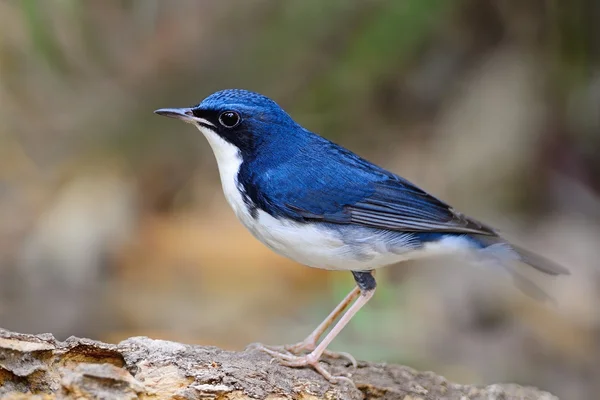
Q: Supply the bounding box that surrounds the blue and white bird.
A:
[155,89,569,383]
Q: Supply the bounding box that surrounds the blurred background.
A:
[0,0,598,398]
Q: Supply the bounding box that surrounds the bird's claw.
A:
[283,341,357,368]
[322,349,357,368]
[253,343,355,385]
[284,340,314,354]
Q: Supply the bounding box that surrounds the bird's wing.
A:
[285,177,497,236]
[253,140,497,236]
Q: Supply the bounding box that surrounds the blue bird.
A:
[155,89,569,383]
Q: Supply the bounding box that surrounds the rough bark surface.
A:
[0,328,557,400]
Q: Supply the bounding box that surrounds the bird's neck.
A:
[195,123,316,219]
[194,125,247,215]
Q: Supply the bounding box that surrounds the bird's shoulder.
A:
[239,137,378,211]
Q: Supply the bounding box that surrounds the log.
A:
[0,328,557,399]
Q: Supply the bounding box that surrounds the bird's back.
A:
[237,129,568,279]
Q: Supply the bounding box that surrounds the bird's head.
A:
[155,89,300,155]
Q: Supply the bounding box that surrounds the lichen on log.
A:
[0,328,557,399]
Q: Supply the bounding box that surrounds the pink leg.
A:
[258,288,375,383]
[285,287,360,355]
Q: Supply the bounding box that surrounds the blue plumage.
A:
[160,88,568,277]
[239,132,494,235]
[155,88,569,384]
[200,91,490,236]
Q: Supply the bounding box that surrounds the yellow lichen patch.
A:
[136,363,193,399]
[58,346,124,369]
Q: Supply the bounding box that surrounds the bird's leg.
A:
[256,286,360,366]
[257,271,376,384]
[284,286,360,358]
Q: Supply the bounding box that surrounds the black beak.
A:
[154,107,195,122]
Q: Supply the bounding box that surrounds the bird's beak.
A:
[154,107,195,123]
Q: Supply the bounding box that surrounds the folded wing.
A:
[286,176,497,236]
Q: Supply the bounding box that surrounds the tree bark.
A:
[0,328,557,400]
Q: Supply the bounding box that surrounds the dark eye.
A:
[218,111,241,128]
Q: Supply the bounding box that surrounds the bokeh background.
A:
[1,0,598,398]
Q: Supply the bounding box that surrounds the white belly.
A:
[249,211,418,270]
[197,125,476,271]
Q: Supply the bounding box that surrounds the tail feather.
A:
[510,244,570,276]
[474,234,570,276]
[505,264,557,304]
[472,236,569,303]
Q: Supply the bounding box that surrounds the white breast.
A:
[196,125,358,269]
[196,125,251,223]
[196,125,477,271]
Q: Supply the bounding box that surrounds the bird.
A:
[154,89,569,384]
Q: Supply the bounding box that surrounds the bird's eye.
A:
[218,111,241,128]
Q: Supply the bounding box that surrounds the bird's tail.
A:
[473,236,569,302]
[508,244,570,276]
[476,237,570,276]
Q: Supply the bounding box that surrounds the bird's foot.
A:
[252,343,355,385]
[284,340,357,367]
[250,341,356,367]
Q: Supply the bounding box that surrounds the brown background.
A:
[0,1,598,399]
